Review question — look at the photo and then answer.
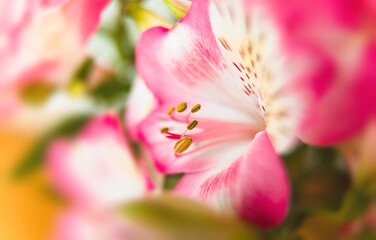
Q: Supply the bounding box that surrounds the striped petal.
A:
[175,131,289,228]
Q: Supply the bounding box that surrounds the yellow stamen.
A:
[160,127,169,134]
[191,104,201,113]
[174,137,192,154]
[167,107,175,115]
[176,102,187,112]
[187,120,198,130]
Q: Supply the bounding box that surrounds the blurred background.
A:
[0,1,175,239]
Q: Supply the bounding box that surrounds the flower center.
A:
[160,102,260,156]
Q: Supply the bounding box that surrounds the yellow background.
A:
[0,128,60,240]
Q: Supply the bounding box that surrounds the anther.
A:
[174,137,192,154]
[191,104,201,113]
[187,120,198,130]
[176,102,187,112]
[167,107,175,115]
[160,127,169,134]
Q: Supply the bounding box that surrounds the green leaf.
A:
[319,186,370,222]
[68,58,94,96]
[121,194,260,240]
[89,78,131,106]
[164,0,190,19]
[357,231,376,240]
[74,58,94,80]
[11,114,92,180]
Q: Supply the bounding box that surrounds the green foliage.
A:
[285,145,351,211]
[89,77,131,107]
[265,145,353,239]
[266,145,376,240]
[68,58,94,96]
[164,0,190,19]
[74,58,94,80]
[121,194,260,240]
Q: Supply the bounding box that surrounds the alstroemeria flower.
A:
[135,0,309,227]
[47,113,146,210]
[0,0,109,126]
[269,0,376,145]
[0,0,108,89]
[47,113,155,240]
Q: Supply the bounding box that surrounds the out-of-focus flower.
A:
[0,0,110,133]
[47,113,148,239]
[0,0,109,89]
[263,0,376,145]
[136,0,304,228]
[164,0,192,18]
[47,112,146,209]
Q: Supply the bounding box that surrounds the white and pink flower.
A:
[47,113,148,239]
[135,0,305,228]
[47,113,146,209]
[136,0,376,227]
[0,0,108,89]
[268,0,376,145]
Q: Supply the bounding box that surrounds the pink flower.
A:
[261,0,376,145]
[0,0,109,90]
[48,113,150,239]
[47,113,146,210]
[136,0,304,228]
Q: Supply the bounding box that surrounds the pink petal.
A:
[175,131,289,228]
[53,210,100,240]
[136,0,226,103]
[137,0,270,115]
[47,113,146,209]
[298,39,376,146]
[62,0,109,44]
[256,0,376,145]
